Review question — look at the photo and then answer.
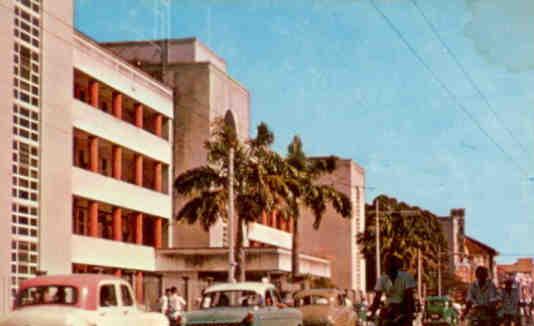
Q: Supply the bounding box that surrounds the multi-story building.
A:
[299,158,367,293]
[0,0,174,311]
[103,40,367,300]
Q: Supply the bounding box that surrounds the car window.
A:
[120,285,134,306]
[295,295,331,307]
[100,284,118,307]
[201,290,260,308]
[265,290,274,306]
[272,289,282,305]
[16,286,78,307]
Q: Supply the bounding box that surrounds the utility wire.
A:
[367,0,529,177]
[409,0,530,157]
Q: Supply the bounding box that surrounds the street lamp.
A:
[225,111,237,283]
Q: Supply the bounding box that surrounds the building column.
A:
[112,146,122,180]
[154,162,162,192]
[89,201,99,237]
[112,207,122,241]
[112,92,123,119]
[134,103,144,128]
[278,214,287,231]
[135,271,144,303]
[261,212,268,225]
[135,213,143,244]
[288,217,294,234]
[154,218,162,249]
[154,114,163,137]
[134,155,143,186]
[89,80,99,107]
[271,211,278,229]
[89,136,99,173]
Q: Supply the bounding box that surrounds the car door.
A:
[96,282,126,326]
[118,282,142,325]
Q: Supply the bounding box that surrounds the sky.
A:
[75,0,534,263]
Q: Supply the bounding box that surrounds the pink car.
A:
[0,274,168,326]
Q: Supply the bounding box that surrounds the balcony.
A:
[73,100,171,164]
[247,222,292,250]
[72,167,171,219]
[71,235,156,271]
[73,34,173,119]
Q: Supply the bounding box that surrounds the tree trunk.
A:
[291,217,300,279]
[235,216,246,282]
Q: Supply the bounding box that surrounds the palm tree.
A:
[173,119,292,281]
[285,136,352,279]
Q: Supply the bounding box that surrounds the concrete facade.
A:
[299,158,367,293]
[0,0,174,310]
[0,0,14,313]
[39,0,74,276]
[438,208,466,274]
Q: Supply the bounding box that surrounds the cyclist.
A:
[462,266,499,326]
[369,255,416,326]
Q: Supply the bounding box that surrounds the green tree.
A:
[174,119,292,281]
[285,136,352,279]
[358,195,448,289]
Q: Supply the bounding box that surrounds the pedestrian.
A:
[368,255,417,326]
[462,266,499,326]
[501,279,520,326]
[168,286,187,325]
[159,288,170,315]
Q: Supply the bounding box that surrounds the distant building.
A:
[462,236,499,283]
[438,210,499,284]
[498,258,534,301]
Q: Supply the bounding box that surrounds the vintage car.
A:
[181,282,302,325]
[0,274,168,326]
[294,289,358,326]
[423,296,459,326]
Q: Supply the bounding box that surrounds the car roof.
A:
[204,282,275,294]
[294,288,342,299]
[20,274,122,290]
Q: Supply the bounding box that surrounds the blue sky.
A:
[76,0,534,262]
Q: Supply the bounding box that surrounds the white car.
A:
[0,274,168,326]
[181,282,302,325]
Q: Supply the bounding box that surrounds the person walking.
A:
[369,255,417,326]
[501,279,520,326]
[168,286,187,326]
[159,288,170,315]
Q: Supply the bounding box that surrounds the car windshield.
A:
[295,295,332,306]
[16,285,78,307]
[201,290,262,308]
[427,301,446,308]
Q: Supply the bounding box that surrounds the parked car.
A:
[423,296,459,326]
[0,274,168,326]
[294,289,358,326]
[181,282,302,325]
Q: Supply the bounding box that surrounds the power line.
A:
[409,0,530,157]
[367,0,529,177]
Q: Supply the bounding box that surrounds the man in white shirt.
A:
[462,266,499,325]
[159,288,170,314]
[168,286,187,324]
[369,255,417,326]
